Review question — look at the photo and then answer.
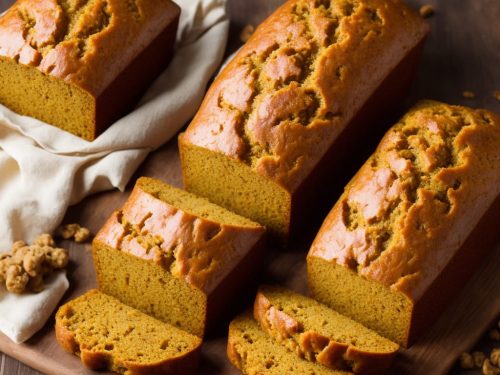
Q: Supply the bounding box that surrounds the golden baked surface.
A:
[94,177,265,294]
[253,286,398,373]
[182,0,428,192]
[309,101,500,300]
[0,0,178,96]
[55,289,201,374]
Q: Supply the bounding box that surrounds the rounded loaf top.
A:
[309,100,500,301]
[181,0,429,192]
[94,177,266,294]
[0,0,180,96]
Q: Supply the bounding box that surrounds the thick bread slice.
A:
[55,290,201,375]
[227,312,351,375]
[254,286,399,374]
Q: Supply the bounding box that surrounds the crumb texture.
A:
[93,177,265,336]
[182,0,428,192]
[55,289,201,375]
[310,100,500,300]
[228,312,351,375]
[254,286,398,373]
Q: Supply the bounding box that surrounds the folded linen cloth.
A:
[0,0,229,343]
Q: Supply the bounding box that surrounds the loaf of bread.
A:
[93,177,266,337]
[0,0,180,140]
[179,0,429,240]
[307,101,500,346]
[254,286,399,374]
[228,312,351,375]
[55,289,201,375]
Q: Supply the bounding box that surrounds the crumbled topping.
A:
[240,24,255,43]
[56,223,92,243]
[463,91,476,99]
[483,358,500,375]
[419,4,435,18]
[0,234,69,294]
[459,352,475,369]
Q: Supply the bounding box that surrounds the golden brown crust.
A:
[54,308,80,355]
[253,290,396,374]
[181,0,428,192]
[94,182,265,294]
[0,0,180,96]
[309,101,500,301]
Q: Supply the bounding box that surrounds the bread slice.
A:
[228,312,351,375]
[93,177,266,337]
[254,286,399,374]
[55,290,201,375]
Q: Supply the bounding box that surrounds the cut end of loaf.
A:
[55,290,201,375]
[179,138,291,241]
[0,57,96,140]
[307,255,412,347]
[92,241,208,337]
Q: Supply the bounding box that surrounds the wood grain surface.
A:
[0,0,499,374]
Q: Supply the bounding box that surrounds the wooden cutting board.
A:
[0,0,499,374]
[0,140,498,375]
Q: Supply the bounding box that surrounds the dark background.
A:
[0,0,498,374]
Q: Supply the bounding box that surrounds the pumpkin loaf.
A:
[93,177,266,337]
[254,286,399,374]
[228,312,352,375]
[55,289,201,375]
[0,0,180,140]
[307,101,500,346]
[179,0,429,241]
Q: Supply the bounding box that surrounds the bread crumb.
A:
[483,359,500,375]
[492,91,500,101]
[0,234,69,294]
[240,24,255,43]
[491,349,500,367]
[34,233,55,247]
[419,4,435,18]
[460,352,475,369]
[74,227,91,243]
[5,264,30,294]
[56,223,92,243]
[490,329,500,340]
[473,351,487,368]
[463,91,476,99]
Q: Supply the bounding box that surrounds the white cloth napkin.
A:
[0,0,229,343]
[0,272,69,344]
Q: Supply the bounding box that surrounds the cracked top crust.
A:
[309,101,500,300]
[94,182,265,294]
[0,0,180,96]
[181,0,428,192]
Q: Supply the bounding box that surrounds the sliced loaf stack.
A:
[228,286,399,374]
[92,177,266,337]
[56,177,266,374]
